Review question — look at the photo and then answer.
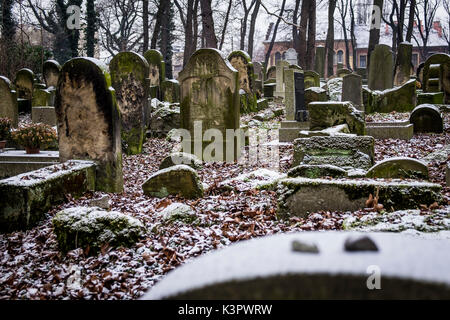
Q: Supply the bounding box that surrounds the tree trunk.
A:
[85,0,97,57]
[184,0,195,66]
[350,0,357,71]
[292,0,301,54]
[143,0,149,52]
[297,0,310,68]
[200,0,217,48]
[151,0,166,49]
[406,0,415,42]
[325,0,337,77]
[306,0,316,70]
[367,0,384,70]
[248,0,261,58]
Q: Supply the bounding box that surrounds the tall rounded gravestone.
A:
[0,76,18,127]
[410,104,443,134]
[55,57,123,193]
[110,51,149,155]
[43,60,61,88]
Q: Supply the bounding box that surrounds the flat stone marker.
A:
[142,232,450,299]
[342,73,363,110]
[179,48,240,162]
[55,57,123,193]
[0,76,18,127]
[368,44,394,91]
[110,51,150,155]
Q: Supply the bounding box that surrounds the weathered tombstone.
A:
[441,60,450,104]
[394,42,413,86]
[253,61,264,81]
[342,73,363,110]
[336,68,352,78]
[43,60,61,88]
[55,57,123,193]
[0,76,18,127]
[314,46,325,78]
[110,51,150,155]
[144,49,166,99]
[275,60,290,98]
[422,53,450,93]
[179,48,240,162]
[32,106,57,126]
[228,50,257,111]
[303,70,320,89]
[161,79,180,103]
[417,62,425,85]
[266,66,276,79]
[32,88,52,106]
[368,44,394,91]
[285,48,298,65]
[14,68,34,112]
[409,104,443,133]
[364,79,416,113]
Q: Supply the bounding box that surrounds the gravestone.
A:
[14,68,34,112]
[314,46,325,78]
[0,76,18,127]
[179,48,240,162]
[32,106,56,126]
[110,51,150,155]
[228,50,257,112]
[368,44,394,91]
[32,88,52,106]
[275,60,290,98]
[280,70,308,142]
[266,66,276,79]
[285,48,298,65]
[394,42,413,86]
[144,49,166,99]
[409,104,443,133]
[253,61,264,81]
[422,53,450,93]
[304,70,320,89]
[161,79,180,103]
[441,60,450,103]
[43,60,61,88]
[55,57,123,193]
[342,73,363,110]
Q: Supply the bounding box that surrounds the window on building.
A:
[282,52,286,60]
[360,55,367,68]
[412,53,418,69]
[275,52,281,63]
[337,50,344,64]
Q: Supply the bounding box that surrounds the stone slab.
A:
[32,106,57,126]
[0,160,96,232]
[279,121,310,142]
[0,150,60,178]
[366,123,414,140]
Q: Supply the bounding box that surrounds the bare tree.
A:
[97,0,143,56]
[151,0,167,49]
[247,0,261,58]
[219,0,233,50]
[264,0,287,68]
[442,0,450,52]
[406,0,416,42]
[413,0,440,61]
[174,0,200,65]
[143,0,149,52]
[238,0,255,51]
[337,0,351,69]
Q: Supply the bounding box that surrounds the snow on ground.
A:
[0,103,449,300]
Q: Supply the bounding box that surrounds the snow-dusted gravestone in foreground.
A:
[55,57,123,193]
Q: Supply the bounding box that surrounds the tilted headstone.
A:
[179,48,240,161]
[0,76,18,127]
[368,44,394,91]
[314,46,325,79]
[394,42,413,87]
[303,70,320,89]
[144,49,166,99]
[285,48,298,66]
[422,53,450,93]
[275,60,290,98]
[55,57,123,193]
[43,60,61,88]
[342,73,363,110]
[110,51,150,155]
